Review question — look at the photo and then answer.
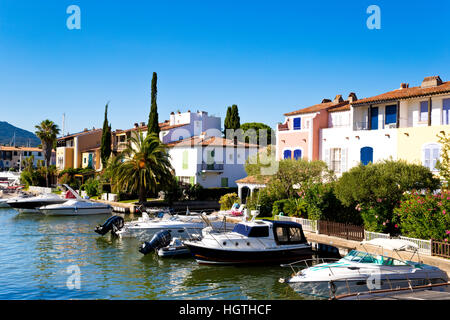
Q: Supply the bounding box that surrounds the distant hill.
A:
[0,121,41,147]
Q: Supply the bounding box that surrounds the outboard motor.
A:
[139,230,172,255]
[94,215,124,235]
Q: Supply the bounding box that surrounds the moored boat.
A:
[184,218,313,265]
[280,238,449,299]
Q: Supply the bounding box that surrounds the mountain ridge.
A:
[0,121,41,147]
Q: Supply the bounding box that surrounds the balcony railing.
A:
[277,123,289,131]
[353,121,369,131]
[201,163,224,171]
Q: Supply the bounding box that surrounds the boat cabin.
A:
[231,220,308,245]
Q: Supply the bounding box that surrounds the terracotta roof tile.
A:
[353,81,450,106]
[284,100,350,116]
[235,175,270,184]
[166,136,258,148]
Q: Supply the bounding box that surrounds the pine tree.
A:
[147,72,160,136]
[101,103,112,169]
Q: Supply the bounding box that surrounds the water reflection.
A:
[0,208,316,300]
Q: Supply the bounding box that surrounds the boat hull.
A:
[41,207,112,216]
[288,277,449,299]
[8,199,66,210]
[186,243,313,265]
[116,226,204,239]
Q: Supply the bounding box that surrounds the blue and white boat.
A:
[281,238,449,298]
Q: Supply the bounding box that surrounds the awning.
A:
[361,238,419,251]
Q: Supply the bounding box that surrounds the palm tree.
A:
[113,132,174,203]
[35,119,60,186]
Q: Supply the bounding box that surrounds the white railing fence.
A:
[275,215,318,233]
[274,215,433,255]
[398,235,432,255]
[364,230,390,241]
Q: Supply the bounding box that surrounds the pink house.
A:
[276,94,355,161]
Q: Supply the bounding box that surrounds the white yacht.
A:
[112,212,235,240]
[281,238,449,298]
[183,215,313,265]
[7,193,67,213]
[39,185,112,216]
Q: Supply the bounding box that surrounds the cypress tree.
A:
[101,103,112,169]
[230,104,240,129]
[224,106,232,131]
[147,72,160,136]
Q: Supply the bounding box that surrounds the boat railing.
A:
[280,257,340,275]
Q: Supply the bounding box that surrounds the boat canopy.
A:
[361,238,419,251]
[232,223,270,237]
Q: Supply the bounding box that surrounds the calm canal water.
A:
[0,208,317,300]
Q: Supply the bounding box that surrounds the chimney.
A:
[134,123,139,128]
[321,99,332,103]
[140,122,145,127]
[170,112,174,115]
[348,92,358,103]
[333,95,344,104]
[400,83,409,89]
[84,128,88,132]
[421,76,442,88]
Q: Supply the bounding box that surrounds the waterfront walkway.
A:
[220,215,450,276]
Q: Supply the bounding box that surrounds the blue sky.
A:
[0,0,449,135]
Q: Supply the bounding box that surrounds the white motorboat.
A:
[183,214,313,265]
[0,198,10,208]
[7,192,67,213]
[281,238,449,299]
[112,212,235,240]
[39,185,112,216]
[157,238,191,258]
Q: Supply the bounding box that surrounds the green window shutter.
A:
[182,150,188,169]
[221,177,228,187]
[190,176,195,185]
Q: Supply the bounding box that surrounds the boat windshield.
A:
[342,250,408,266]
[232,224,269,237]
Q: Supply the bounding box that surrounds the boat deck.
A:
[362,289,450,300]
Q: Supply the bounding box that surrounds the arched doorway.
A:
[360,146,373,165]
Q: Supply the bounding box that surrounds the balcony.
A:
[277,123,289,131]
[201,163,224,172]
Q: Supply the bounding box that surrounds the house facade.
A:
[320,76,450,175]
[276,94,354,162]
[56,128,103,171]
[167,133,259,188]
[0,146,49,170]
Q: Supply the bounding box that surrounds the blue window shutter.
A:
[443,98,450,125]
[293,117,301,130]
[385,105,397,124]
[360,147,373,165]
[370,107,378,130]
[420,101,428,122]
[283,150,292,159]
[293,149,302,160]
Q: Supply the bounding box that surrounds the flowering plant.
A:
[393,190,450,241]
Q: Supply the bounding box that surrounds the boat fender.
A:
[94,215,125,236]
[139,230,172,255]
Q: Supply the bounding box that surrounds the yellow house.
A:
[352,75,450,175]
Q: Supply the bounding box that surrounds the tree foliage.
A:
[224,104,240,131]
[100,103,112,169]
[112,132,174,203]
[334,160,441,233]
[436,131,450,189]
[147,72,160,136]
[240,122,273,145]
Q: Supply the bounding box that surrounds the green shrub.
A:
[272,199,290,216]
[219,193,240,210]
[283,198,308,217]
[334,160,440,233]
[81,178,101,198]
[245,188,275,217]
[393,191,450,240]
